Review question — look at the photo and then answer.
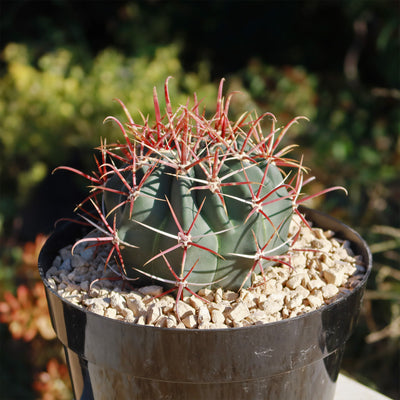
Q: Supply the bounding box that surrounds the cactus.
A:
[56,77,344,296]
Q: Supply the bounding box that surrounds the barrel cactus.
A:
[56,78,342,297]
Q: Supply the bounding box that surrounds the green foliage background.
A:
[0,1,398,398]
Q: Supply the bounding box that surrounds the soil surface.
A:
[45,215,365,329]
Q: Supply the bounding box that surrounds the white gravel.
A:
[45,215,365,329]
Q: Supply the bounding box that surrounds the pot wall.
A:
[39,207,372,400]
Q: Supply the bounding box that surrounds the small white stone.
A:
[105,307,117,319]
[138,285,164,297]
[248,309,271,324]
[59,258,72,272]
[88,302,105,316]
[52,255,62,268]
[110,292,126,312]
[322,284,339,299]
[293,285,310,299]
[281,306,290,319]
[262,299,283,315]
[323,269,345,286]
[46,265,60,277]
[228,301,250,322]
[182,314,197,329]
[208,301,229,314]
[331,238,341,248]
[214,287,223,303]
[176,301,195,320]
[197,305,211,324]
[166,315,178,328]
[92,288,110,298]
[211,309,225,325]
[286,273,306,289]
[254,293,267,307]
[223,290,239,302]
[124,309,135,323]
[290,253,307,268]
[60,247,72,261]
[158,296,175,313]
[155,316,168,328]
[83,297,110,309]
[125,291,144,301]
[319,253,335,268]
[342,262,357,276]
[71,255,88,269]
[47,277,57,290]
[307,277,326,290]
[323,230,335,239]
[126,297,147,317]
[197,288,214,301]
[80,246,96,261]
[240,291,256,309]
[198,321,213,329]
[147,304,162,325]
[307,294,324,308]
[286,294,304,310]
[136,315,146,325]
[259,278,279,293]
[213,322,229,329]
[188,295,205,310]
[67,272,79,283]
[269,292,286,304]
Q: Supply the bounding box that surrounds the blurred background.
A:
[0,1,398,398]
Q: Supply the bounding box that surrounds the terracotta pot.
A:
[38,207,372,400]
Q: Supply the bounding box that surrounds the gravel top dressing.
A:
[45,215,365,329]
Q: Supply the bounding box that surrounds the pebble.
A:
[176,301,195,320]
[182,314,197,329]
[59,259,72,272]
[83,297,110,309]
[262,298,283,314]
[307,294,324,308]
[105,308,117,319]
[71,255,88,269]
[110,292,126,312]
[197,288,214,302]
[188,295,205,310]
[322,284,340,299]
[211,309,225,325]
[223,290,239,302]
[147,303,162,325]
[197,305,211,324]
[228,301,250,322]
[240,290,256,309]
[138,285,164,297]
[286,273,305,289]
[88,302,105,316]
[308,277,326,290]
[323,269,345,286]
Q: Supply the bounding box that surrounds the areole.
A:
[38,206,372,400]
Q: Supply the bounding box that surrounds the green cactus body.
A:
[59,78,331,297]
[104,148,293,291]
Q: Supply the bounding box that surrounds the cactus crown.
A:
[56,77,345,300]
